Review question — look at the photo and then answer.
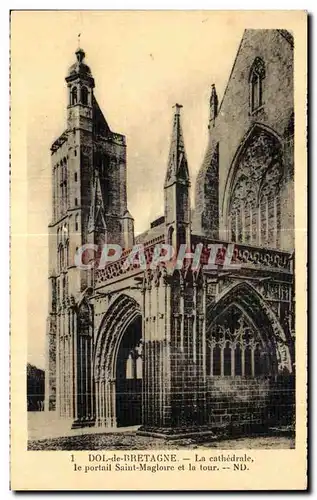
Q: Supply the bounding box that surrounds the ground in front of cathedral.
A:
[28,412,294,450]
[28,434,294,451]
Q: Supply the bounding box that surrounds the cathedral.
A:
[46,29,295,438]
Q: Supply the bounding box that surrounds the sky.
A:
[12,11,245,369]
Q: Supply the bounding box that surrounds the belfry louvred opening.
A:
[46,29,295,439]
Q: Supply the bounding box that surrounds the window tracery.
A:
[228,130,283,248]
[207,307,272,377]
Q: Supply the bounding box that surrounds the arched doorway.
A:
[116,316,142,427]
[94,294,142,428]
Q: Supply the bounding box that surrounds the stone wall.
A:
[206,375,295,435]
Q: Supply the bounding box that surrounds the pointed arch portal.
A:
[94,295,142,428]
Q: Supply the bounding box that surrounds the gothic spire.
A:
[209,83,218,129]
[164,104,190,188]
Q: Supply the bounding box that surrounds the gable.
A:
[218,29,293,123]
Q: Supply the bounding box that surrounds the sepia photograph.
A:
[10,10,307,490]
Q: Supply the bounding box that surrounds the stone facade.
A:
[46,30,295,438]
[193,29,294,251]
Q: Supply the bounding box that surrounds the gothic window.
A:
[249,57,265,112]
[75,213,79,231]
[206,307,272,377]
[71,86,78,105]
[74,172,77,182]
[75,197,78,206]
[81,86,88,105]
[228,129,283,248]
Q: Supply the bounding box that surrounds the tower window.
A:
[74,172,78,182]
[249,57,265,112]
[81,86,88,106]
[75,197,78,206]
[71,86,78,105]
[75,214,79,231]
[167,226,174,246]
[74,150,77,157]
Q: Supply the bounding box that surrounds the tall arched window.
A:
[71,86,78,105]
[81,86,88,105]
[228,128,283,249]
[249,57,265,112]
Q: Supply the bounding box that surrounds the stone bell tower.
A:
[46,45,134,422]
